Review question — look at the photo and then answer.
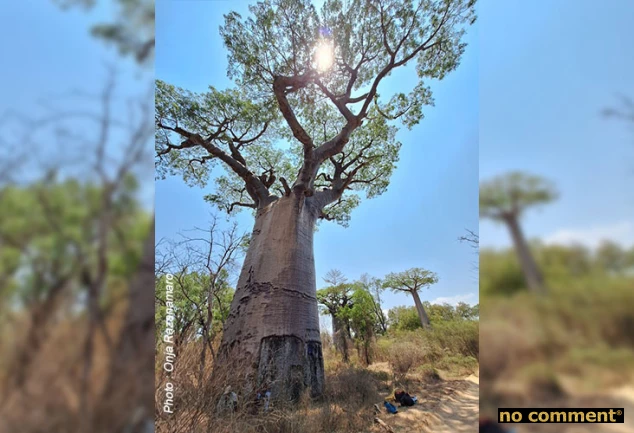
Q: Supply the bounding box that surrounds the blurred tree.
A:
[0,176,148,386]
[480,248,525,296]
[383,267,439,329]
[536,243,592,281]
[1,1,154,431]
[596,240,628,274]
[479,172,557,294]
[156,0,476,398]
[0,67,153,430]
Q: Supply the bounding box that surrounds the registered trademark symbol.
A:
[617,410,622,415]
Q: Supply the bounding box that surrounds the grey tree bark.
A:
[505,215,545,294]
[331,313,350,363]
[411,290,432,329]
[218,195,325,400]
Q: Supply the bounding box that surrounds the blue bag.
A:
[383,401,398,414]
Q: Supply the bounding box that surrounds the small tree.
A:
[479,172,557,294]
[339,286,377,365]
[455,301,478,320]
[383,267,438,329]
[359,273,388,335]
[316,279,354,362]
[387,306,422,331]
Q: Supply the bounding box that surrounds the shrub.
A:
[386,340,426,380]
[325,367,380,405]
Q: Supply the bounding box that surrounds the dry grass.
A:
[0,300,151,433]
[154,322,480,433]
[480,278,634,415]
[155,341,384,433]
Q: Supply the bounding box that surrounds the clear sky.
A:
[155,0,480,312]
[479,0,634,250]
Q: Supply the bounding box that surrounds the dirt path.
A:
[376,375,479,433]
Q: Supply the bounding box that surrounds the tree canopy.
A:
[383,267,439,293]
[0,175,149,311]
[156,0,476,225]
[479,171,558,221]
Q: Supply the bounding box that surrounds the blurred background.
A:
[0,0,154,432]
[479,0,634,431]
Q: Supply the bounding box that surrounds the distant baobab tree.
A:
[479,171,557,294]
[383,267,439,329]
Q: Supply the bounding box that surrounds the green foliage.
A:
[383,267,439,293]
[481,253,634,395]
[339,286,377,339]
[157,0,476,225]
[155,79,298,217]
[425,301,479,322]
[377,318,479,377]
[221,0,475,118]
[388,306,422,331]
[595,240,632,273]
[317,283,355,316]
[0,174,150,310]
[480,249,525,296]
[388,303,478,332]
[481,242,634,296]
[358,273,389,334]
[424,319,479,361]
[480,171,558,220]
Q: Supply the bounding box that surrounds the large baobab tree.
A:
[479,171,557,294]
[383,267,439,329]
[156,0,476,399]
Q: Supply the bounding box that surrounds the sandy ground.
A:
[374,378,634,432]
[375,375,479,433]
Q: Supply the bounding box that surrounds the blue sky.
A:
[155,0,480,312]
[0,0,153,206]
[479,0,634,250]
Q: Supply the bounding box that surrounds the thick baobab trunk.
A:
[506,215,545,294]
[410,290,431,329]
[218,195,325,400]
[332,314,350,362]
